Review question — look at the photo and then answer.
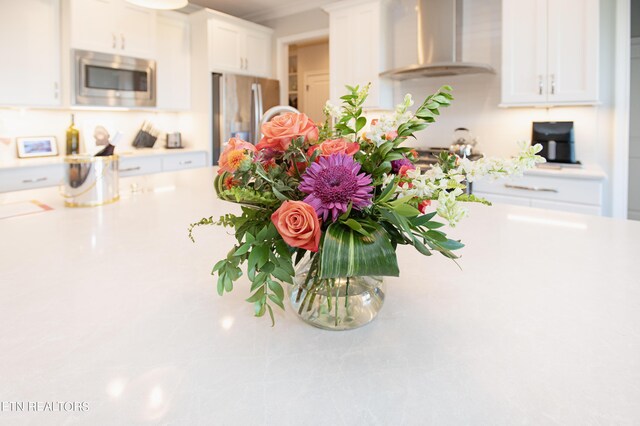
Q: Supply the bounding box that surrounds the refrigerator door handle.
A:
[251,82,264,144]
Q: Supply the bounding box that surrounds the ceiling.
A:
[188,0,332,20]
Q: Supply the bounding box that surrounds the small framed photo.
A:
[16,136,59,158]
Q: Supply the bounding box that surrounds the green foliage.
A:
[396,85,453,141]
[319,221,399,278]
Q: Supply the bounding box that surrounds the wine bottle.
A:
[66,114,80,155]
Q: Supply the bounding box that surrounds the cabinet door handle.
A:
[121,34,125,50]
[538,75,544,95]
[22,177,48,183]
[179,160,193,165]
[240,57,243,69]
[550,74,555,95]
[53,82,59,99]
[505,183,558,193]
[112,33,117,49]
[119,166,141,172]
[245,58,248,69]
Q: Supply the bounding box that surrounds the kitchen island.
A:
[0,167,639,425]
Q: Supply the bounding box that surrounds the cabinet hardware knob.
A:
[179,160,193,165]
[504,183,558,193]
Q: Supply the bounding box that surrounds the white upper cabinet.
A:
[69,0,156,58]
[156,11,191,110]
[207,14,273,77]
[501,0,599,106]
[324,0,392,109]
[244,30,271,77]
[0,0,61,107]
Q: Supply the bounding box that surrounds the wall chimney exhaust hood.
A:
[380,0,495,80]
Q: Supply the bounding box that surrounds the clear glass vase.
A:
[288,256,386,331]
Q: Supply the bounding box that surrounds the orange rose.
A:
[271,200,321,252]
[218,137,256,175]
[316,138,360,157]
[256,113,319,152]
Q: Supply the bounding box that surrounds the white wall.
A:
[0,108,193,162]
[259,9,329,77]
[384,0,616,214]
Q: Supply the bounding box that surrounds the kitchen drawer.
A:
[473,175,603,206]
[161,152,207,172]
[118,156,162,177]
[0,164,63,193]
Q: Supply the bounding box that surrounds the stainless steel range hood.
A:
[380,0,494,80]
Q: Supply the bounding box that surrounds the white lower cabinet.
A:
[118,155,163,177]
[161,151,207,172]
[0,164,64,193]
[1,151,208,193]
[473,169,605,216]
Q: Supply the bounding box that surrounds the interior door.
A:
[303,72,330,124]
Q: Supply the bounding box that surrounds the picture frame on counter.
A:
[16,136,59,158]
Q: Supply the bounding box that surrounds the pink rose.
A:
[218,137,256,175]
[256,113,319,152]
[271,201,321,252]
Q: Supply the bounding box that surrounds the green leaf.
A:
[211,259,226,274]
[355,116,367,132]
[271,267,293,284]
[341,218,371,236]
[394,203,420,217]
[410,211,437,226]
[267,279,285,301]
[377,180,398,204]
[248,245,269,271]
[233,242,252,256]
[246,287,265,303]
[319,222,399,278]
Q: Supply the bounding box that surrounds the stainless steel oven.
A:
[72,49,156,107]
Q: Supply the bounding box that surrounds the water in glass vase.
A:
[288,257,386,330]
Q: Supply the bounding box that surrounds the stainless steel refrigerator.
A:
[212,73,280,164]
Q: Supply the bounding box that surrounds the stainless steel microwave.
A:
[72,49,156,107]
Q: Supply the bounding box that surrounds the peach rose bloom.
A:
[317,138,360,157]
[256,113,319,152]
[271,200,321,252]
[218,137,256,175]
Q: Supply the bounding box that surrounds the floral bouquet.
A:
[190,84,544,328]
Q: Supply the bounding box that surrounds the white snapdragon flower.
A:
[436,189,468,227]
[323,101,342,119]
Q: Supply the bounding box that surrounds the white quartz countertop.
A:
[0,168,638,424]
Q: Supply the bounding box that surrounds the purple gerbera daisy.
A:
[299,153,373,221]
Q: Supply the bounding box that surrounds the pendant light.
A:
[125,0,188,10]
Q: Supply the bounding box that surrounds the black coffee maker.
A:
[531,121,576,164]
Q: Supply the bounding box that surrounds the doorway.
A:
[277,29,330,123]
[285,39,329,123]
